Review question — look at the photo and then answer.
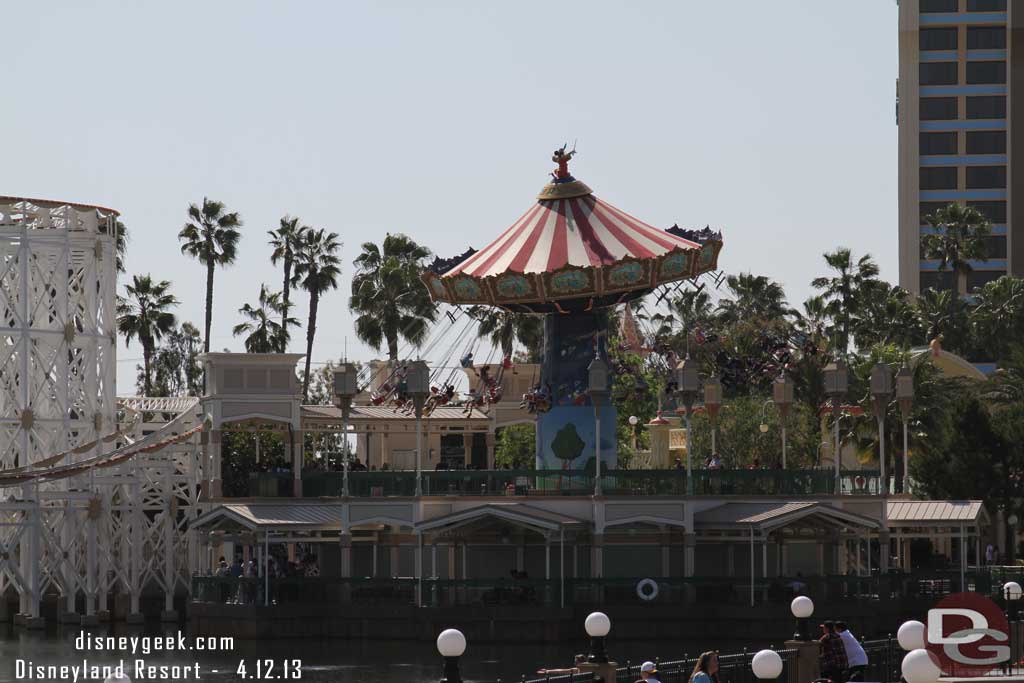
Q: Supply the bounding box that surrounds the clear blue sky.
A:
[0,2,898,394]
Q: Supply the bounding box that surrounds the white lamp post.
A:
[437,628,467,683]
[823,358,848,489]
[333,362,358,497]
[675,356,701,494]
[407,361,431,496]
[1004,580,1022,620]
[585,611,611,663]
[752,649,783,682]
[704,374,722,458]
[896,363,914,492]
[628,415,639,452]
[901,649,942,683]
[897,620,926,651]
[773,373,793,469]
[791,595,814,641]
[588,355,610,496]
[871,361,893,494]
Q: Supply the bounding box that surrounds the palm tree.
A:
[349,233,437,362]
[267,216,308,351]
[468,306,543,360]
[922,203,992,298]
[916,287,972,354]
[971,275,1024,361]
[116,275,178,396]
[811,248,880,354]
[716,273,789,324]
[294,228,342,401]
[177,198,243,353]
[233,285,297,353]
[852,282,923,350]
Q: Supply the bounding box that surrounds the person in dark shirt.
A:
[818,621,848,682]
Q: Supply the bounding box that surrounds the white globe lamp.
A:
[437,628,466,683]
[585,611,612,663]
[1004,581,1022,600]
[901,649,942,683]
[790,596,814,640]
[751,649,783,681]
[897,620,926,651]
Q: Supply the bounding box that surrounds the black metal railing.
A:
[519,649,797,683]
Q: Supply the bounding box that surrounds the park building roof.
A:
[694,501,880,531]
[887,500,986,524]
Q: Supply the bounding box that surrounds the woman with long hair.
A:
[690,651,719,683]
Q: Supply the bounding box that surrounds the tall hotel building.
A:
[898,0,1022,294]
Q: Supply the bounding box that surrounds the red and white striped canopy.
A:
[444,194,700,278]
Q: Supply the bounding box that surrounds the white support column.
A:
[162,464,177,620]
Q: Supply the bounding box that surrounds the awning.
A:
[694,502,880,532]
[417,503,586,535]
[191,503,346,533]
[888,500,987,526]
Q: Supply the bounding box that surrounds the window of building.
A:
[920,201,952,223]
[921,62,959,85]
[966,95,1006,119]
[966,165,1006,188]
[966,130,1006,153]
[920,272,955,293]
[967,0,1006,10]
[921,166,958,190]
[967,200,1006,222]
[967,26,1006,49]
[922,0,958,11]
[980,235,1007,258]
[966,61,1006,84]
[921,131,958,155]
[921,97,958,120]
[968,270,1006,292]
[921,28,959,50]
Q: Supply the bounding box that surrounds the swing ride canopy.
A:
[422,159,724,313]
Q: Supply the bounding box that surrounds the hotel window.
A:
[967,200,1006,222]
[920,167,958,190]
[921,62,959,85]
[967,0,1006,10]
[921,28,958,50]
[920,201,951,223]
[967,26,1006,49]
[966,165,1006,188]
[921,0,958,11]
[981,235,1007,258]
[966,130,1006,153]
[966,61,1006,84]
[921,97,958,120]
[920,272,955,293]
[920,131,958,155]
[968,271,1006,292]
[966,95,1006,119]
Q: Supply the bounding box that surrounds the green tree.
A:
[149,322,204,397]
[267,215,308,351]
[349,233,437,361]
[550,423,585,469]
[988,345,1024,405]
[232,285,297,353]
[495,424,536,469]
[811,248,880,354]
[921,203,992,298]
[852,282,923,350]
[117,275,179,396]
[916,288,972,355]
[971,275,1024,362]
[294,228,342,401]
[717,273,790,326]
[468,306,543,360]
[178,197,243,353]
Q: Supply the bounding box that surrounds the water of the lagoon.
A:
[0,622,775,682]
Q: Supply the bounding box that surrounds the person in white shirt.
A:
[836,621,869,681]
[639,661,662,683]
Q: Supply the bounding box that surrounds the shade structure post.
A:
[588,354,610,496]
[407,360,430,496]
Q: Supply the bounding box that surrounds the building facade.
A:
[898,0,1023,294]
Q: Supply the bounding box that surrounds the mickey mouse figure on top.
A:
[551,142,577,183]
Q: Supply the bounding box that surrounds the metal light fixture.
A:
[790,596,814,641]
[675,355,701,494]
[901,650,941,683]
[407,360,431,496]
[752,649,783,681]
[588,354,611,496]
[437,628,467,683]
[823,358,848,484]
[773,372,793,469]
[333,362,359,497]
[871,361,893,494]
[896,363,914,491]
[585,611,611,663]
[897,620,926,651]
[704,374,722,457]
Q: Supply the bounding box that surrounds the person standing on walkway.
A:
[689,652,719,683]
[835,622,868,681]
[818,621,849,683]
[638,661,661,683]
